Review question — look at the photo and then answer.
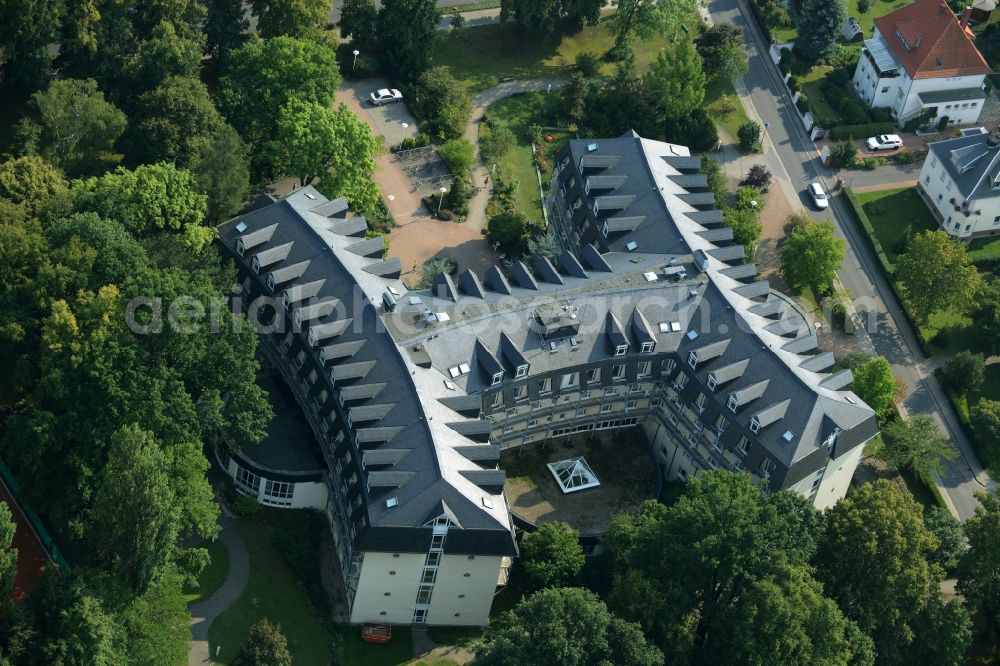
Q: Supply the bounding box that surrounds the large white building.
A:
[918,127,1000,239]
[852,0,991,126]
[215,131,878,627]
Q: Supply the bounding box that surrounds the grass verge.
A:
[705,77,751,140]
[184,538,229,604]
[331,624,415,666]
[851,187,938,266]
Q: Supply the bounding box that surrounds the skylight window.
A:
[235,221,248,233]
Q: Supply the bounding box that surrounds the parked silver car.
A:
[808,182,829,209]
[369,88,403,106]
[866,134,903,151]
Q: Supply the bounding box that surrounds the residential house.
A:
[917,127,1000,239]
[852,0,991,126]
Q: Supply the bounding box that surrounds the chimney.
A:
[961,6,973,27]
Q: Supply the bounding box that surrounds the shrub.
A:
[796,94,810,114]
[870,107,892,123]
[828,44,861,69]
[932,328,951,347]
[487,210,531,254]
[893,225,913,255]
[827,67,852,86]
[947,351,986,394]
[787,210,812,232]
[832,300,847,331]
[479,120,516,163]
[575,51,601,76]
[737,120,762,153]
[937,115,950,131]
[437,138,476,177]
[830,140,857,167]
[858,0,871,12]
[663,108,719,152]
[396,132,432,152]
[892,150,916,164]
[787,75,799,92]
[444,176,474,215]
[735,185,764,211]
[740,164,772,192]
[420,256,459,286]
[862,157,879,170]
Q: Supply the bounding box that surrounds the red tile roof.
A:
[874,0,991,79]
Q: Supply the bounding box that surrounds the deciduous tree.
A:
[971,398,1000,462]
[0,502,16,601]
[695,23,748,82]
[895,230,981,325]
[850,356,898,421]
[611,0,700,52]
[924,506,966,571]
[339,0,378,51]
[0,0,65,92]
[643,41,705,120]
[473,587,663,666]
[795,0,846,63]
[500,0,562,37]
[126,21,204,96]
[880,415,956,481]
[972,280,1000,356]
[411,67,473,141]
[376,0,440,84]
[946,350,985,394]
[780,219,845,295]
[204,0,248,64]
[250,0,330,38]
[520,522,585,590]
[723,207,761,253]
[958,488,1000,623]
[740,164,772,192]
[234,619,292,666]
[737,120,761,153]
[0,155,68,216]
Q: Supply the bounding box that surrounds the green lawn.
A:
[853,187,938,265]
[969,235,1000,262]
[426,626,484,648]
[331,624,415,666]
[705,77,751,140]
[207,521,337,665]
[184,538,229,604]
[846,0,912,35]
[434,14,679,94]
[800,80,842,126]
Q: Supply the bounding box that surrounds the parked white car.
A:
[808,182,829,209]
[369,88,403,106]
[866,134,903,151]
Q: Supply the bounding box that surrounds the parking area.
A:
[337,77,419,148]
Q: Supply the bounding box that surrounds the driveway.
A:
[711,0,993,518]
[338,78,419,148]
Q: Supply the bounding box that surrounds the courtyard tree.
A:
[958,488,1000,623]
[520,522,585,590]
[472,587,663,666]
[376,0,440,85]
[339,0,378,51]
[436,138,476,177]
[25,78,127,177]
[411,67,472,141]
[780,219,845,295]
[814,480,971,664]
[250,0,329,38]
[850,356,898,422]
[740,164,772,192]
[234,619,292,666]
[126,21,204,95]
[946,350,985,394]
[643,41,706,120]
[722,207,761,253]
[266,99,382,188]
[895,230,982,325]
[880,415,956,481]
[500,0,562,37]
[487,210,531,252]
[737,120,762,153]
[695,23,749,82]
[794,0,846,64]
[611,0,700,54]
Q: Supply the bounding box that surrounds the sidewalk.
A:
[188,516,249,666]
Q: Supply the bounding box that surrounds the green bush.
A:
[479,120,516,163]
[828,44,861,69]
[396,133,432,152]
[737,121,762,153]
[937,115,950,131]
[858,0,871,11]
[870,107,892,123]
[796,94,810,114]
[437,138,476,177]
[892,150,916,164]
[575,51,600,77]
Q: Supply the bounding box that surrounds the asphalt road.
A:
[711,0,993,518]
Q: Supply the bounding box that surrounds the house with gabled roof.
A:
[917,127,1000,238]
[852,0,991,126]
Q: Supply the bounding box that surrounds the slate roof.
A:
[874,0,990,79]
[926,130,1000,201]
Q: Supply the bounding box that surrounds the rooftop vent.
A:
[549,341,559,353]
[235,221,248,233]
[444,380,456,390]
[386,497,399,508]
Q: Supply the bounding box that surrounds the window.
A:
[587,368,601,384]
[604,387,617,397]
[601,404,612,413]
[235,466,260,495]
[688,351,698,369]
[727,394,739,412]
[538,377,552,394]
[931,156,938,168]
[714,414,729,433]
[562,372,579,389]
[615,344,628,356]
[516,364,529,378]
[736,435,749,455]
[707,374,718,391]
[580,390,591,399]
[514,385,527,402]
[662,358,677,376]
[694,392,707,413]
[531,401,541,411]
[263,479,294,506]
[924,174,931,185]
[641,341,654,353]
[626,400,637,410]
[749,417,761,434]
[937,193,943,202]
[491,392,502,408]
[612,364,626,381]
[675,372,688,390]
[760,457,774,477]
[416,585,434,604]
[881,86,889,93]
[637,361,651,377]
[491,371,504,385]
[576,408,587,417]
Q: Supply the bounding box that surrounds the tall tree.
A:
[411,67,473,141]
[0,502,16,601]
[0,0,65,92]
[560,0,603,29]
[780,220,845,295]
[187,123,251,224]
[814,480,969,665]
[339,0,378,51]
[880,415,956,481]
[971,280,1000,356]
[234,619,292,666]
[473,587,664,666]
[203,0,248,64]
[958,488,1000,624]
[849,356,897,422]
[376,0,440,85]
[794,0,846,63]
[945,350,985,394]
[26,78,127,177]
[971,399,1000,462]
[250,0,330,38]
[0,155,68,216]
[218,36,341,162]
[924,506,966,572]
[126,21,205,96]
[266,99,381,187]
[895,230,982,325]
[643,41,706,120]
[722,207,761,253]
[611,0,699,52]
[520,522,585,591]
[695,23,749,81]
[500,0,563,37]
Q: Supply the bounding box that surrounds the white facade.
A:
[918,151,1000,238]
[216,447,329,510]
[348,550,507,626]
[852,28,987,125]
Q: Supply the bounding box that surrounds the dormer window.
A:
[515,364,529,378]
[640,341,654,353]
[491,371,504,386]
[728,394,740,412]
[749,417,761,434]
[236,238,246,256]
[266,272,276,291]
[707,374,718,391]
[281,291,291,309]
[251,255,262,273]
[601,221,609,237]
[592,200,600,216]
[687,351,698,369]
[585,178,592,195]
[615,344,628,356]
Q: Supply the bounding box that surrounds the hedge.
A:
[829,122,896,140]
[843,188,895,275]
[746,0,775,45]
[935,368,994,470]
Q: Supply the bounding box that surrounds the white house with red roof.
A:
[852,0,991,126]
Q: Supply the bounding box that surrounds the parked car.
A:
[866,134,903,151]
[808,182,829,209]
[369,89,403,106]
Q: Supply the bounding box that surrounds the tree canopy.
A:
[376,0,440,84]
[250,0,330,38]
[850,356,898,422]
[411,66,473,142]
[795,0,846,63]
[780,219,845,295]
[473,587,664,666]
[234,619,293,666]
[643,41,706,120]
[0,502,16,601]
[519,522,585,591]
[0,156,68,217]
[880,415,956,481]
[896,230,982,325]
[611,0,700,50]
[695,23,749,81]
[958,488,1000,624]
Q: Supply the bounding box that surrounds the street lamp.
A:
[399,122,408,150]
[352,49,360,71]
[437,186,447,213]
